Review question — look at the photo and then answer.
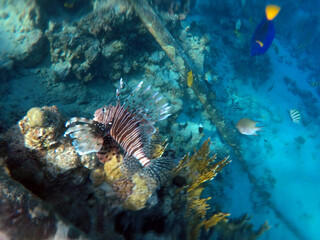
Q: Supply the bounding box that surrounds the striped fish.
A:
[64,79,172,183]
[290,109,301,124]
[310,81,320,88]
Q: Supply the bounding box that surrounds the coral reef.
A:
[0,0,48,69]
[16,106,81,173]
[45,1,156,82]
[1,111,269,239]
[0,1,278,238]
[12,104,173,211]
[19,106,62,149]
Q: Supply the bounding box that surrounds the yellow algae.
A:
[191,213,230,239]
[150,139,168,159]
[104,154,123,183]
[19,106,63,150]
[187,197,211,218]
[202,212,230,231]
[174,138,231,239]
[123,173,153,210]
[90,168,106,186]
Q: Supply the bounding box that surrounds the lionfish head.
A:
[93,105,116,126]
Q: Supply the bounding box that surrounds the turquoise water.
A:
[0,1,319,239]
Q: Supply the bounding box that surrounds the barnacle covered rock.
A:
[123,173,155,211]
[97,149,163,210]
[19,106,63,150]
[16,106,81,173]
[0,168,73,240]
[44,143,80,172]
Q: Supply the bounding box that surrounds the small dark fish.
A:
[267,84,274,92]
[198,123,203,134]
[251,5,281,56]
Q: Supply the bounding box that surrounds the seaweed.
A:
[174,138,231,239]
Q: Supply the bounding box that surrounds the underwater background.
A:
[0,0,319,239]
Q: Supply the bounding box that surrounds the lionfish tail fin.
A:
[143,156,173,187]
[64,117,104,155]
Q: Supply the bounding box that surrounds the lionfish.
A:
[64,79,172,184]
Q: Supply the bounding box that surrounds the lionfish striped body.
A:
[65,79,171,176]
[92,102,154,167]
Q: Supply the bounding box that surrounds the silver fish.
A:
[236,118,263,136]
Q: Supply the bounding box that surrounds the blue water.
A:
[1,0,319,239]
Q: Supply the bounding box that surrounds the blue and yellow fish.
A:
[251,4,281,56]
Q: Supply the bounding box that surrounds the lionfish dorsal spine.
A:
[116,78,124,104]
[121,80,143,108]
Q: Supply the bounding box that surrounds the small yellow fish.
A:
[187,70,193,87]
[236,118,263,136]
[290,109,301,124]
[64,2,74,8]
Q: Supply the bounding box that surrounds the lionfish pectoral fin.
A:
[122,155,143,176]
[72,136,104,155]
[143,156,173,187]
[65,118,104,155]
